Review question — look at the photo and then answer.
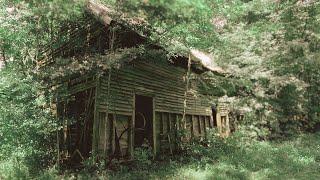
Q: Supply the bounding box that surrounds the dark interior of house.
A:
[134,95,153,148]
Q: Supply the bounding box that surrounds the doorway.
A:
[134,95,153,148]
[212,105,217,127]
[63,88,95,163]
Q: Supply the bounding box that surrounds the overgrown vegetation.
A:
[34,130,320,179]
[100,0,320,137]
[1,0,320,179]
[0,67,56,179]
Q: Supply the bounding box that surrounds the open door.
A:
[134,95,153,149]
[62,88,95,163]
[212,105,217,127]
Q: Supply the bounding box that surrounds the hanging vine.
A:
[181,53,192,131]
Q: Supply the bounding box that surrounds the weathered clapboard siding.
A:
[98,60,211,116]
[66,74,97,95]
[91,59,213,155]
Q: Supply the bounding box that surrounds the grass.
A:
[61,132,320,180]
[2,132,320,180]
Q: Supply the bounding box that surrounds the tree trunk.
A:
[0,46,6,69]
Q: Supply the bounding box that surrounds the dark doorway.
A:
[212,105,217,127]
[63,88,95,163]
[134,95,153,148]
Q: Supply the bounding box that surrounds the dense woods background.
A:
[0,0,319,179]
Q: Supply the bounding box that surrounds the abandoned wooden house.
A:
[39,1,229,161]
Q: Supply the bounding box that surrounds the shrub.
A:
[0,68,57,178]
[133,147,153,168]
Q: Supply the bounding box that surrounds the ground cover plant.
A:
[35,131,320,180]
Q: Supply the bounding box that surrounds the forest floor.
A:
[38,132,320,180]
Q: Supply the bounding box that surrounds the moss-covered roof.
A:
[87,0,227,76]
[38,0,227,80]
